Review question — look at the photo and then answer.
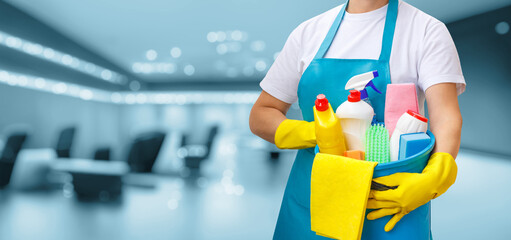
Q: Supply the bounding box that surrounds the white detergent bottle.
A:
[335,90,374,151]
[389,110,429,162]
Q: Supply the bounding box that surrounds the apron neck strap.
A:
[313,0,398,61]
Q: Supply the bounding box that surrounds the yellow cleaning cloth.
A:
[311,153,377,240]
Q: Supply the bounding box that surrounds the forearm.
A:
[249,91,291,144]
[429,114,462,159]
[249,105,287,144]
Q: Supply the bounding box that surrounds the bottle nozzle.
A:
[315,94,329,111]
[348,90,361,102]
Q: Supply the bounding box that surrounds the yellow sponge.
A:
[311,153,377,240]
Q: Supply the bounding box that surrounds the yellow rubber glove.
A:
[366,152,458,232]
[274,119,316,149]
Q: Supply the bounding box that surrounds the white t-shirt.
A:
[260,0,466,114]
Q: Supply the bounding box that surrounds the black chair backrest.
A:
[180,134,188,148]
[204,125,219,158]
[0,132,28,188]
[93,147,111,161]
[56,127,76,158]
[127,131,166,173]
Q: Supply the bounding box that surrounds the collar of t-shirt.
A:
[344,3,388,22]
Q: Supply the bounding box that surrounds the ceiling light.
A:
[52,83,68,94]
[145,49,158,61]
[84,63,96,73]
[251,40,266,52]
[18,76,28,86]
[132,62,176,74]
[184,65,195,76]
[255,60,267,72]
[136,93,147,104]
[0,69,114,103]
[43,48,55,59]
[125,94,136,104]
[216,31,227,42]
[495,21,510,35]
[207,32,218,43]
[34,78,46,89]
[216,44,228,55]
[5,36,22,49]
[129,81,141,91]
[101,70,113,80]
[80,89,93,100]
[0,31,126,85]
[111,92,123,103]
[171,47,182,58]
[61,54,73,65]
[231,30,243,41]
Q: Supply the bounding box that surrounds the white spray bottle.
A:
[344,70,382,106]
[335,90,374,151]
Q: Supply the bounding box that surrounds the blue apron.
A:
[273,0,430,239]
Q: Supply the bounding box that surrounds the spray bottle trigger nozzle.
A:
[365,81,382,94]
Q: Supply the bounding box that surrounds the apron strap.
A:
[313,3,348,59]
[378,0,398,62]
[313,0,399,61]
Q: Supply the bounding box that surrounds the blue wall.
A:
[447,6,511,156]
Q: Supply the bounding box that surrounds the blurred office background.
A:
[0,0,510,239]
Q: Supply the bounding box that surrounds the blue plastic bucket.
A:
[314,130,435,240]
[362,130,435,240]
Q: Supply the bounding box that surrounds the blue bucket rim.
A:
[313,130,435,170]
[374,130,435,170]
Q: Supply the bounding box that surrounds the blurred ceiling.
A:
[5,0,511,83]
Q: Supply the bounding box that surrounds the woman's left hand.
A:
[366,152,458,232]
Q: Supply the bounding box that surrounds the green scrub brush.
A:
[365,124,390,163]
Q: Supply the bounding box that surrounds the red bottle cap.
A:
[407,110,428,123]
[315,94,329,111]
[348,90,361,102]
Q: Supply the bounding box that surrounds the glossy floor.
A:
[0,143,510,240]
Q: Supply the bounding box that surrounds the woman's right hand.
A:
[250,91,315,149]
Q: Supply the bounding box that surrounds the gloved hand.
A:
[366,152,458,232]
[274,119,316,149]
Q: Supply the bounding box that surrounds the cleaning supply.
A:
[344,150,365,160]
[389,110,429,162]
[398,133,431,160]
[384,83,420,136]
[311,153,377,239]
[365,124,390,163]
[367,152,458,232]
[362,130,435,239]
[274,119,316,149]
[336,90,374,151]
[313,94,346,155]
[344,70,382,103]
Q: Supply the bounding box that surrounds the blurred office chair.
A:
[55,126,76,158]
[93,147,111,161]
[9,148,57,190]
[0,132,28,188]
[180,125,219,170]
[52,159,128,201]
[127,131,166,173]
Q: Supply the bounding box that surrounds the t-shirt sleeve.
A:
[417,22,466,95]
[260,26,303,104]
